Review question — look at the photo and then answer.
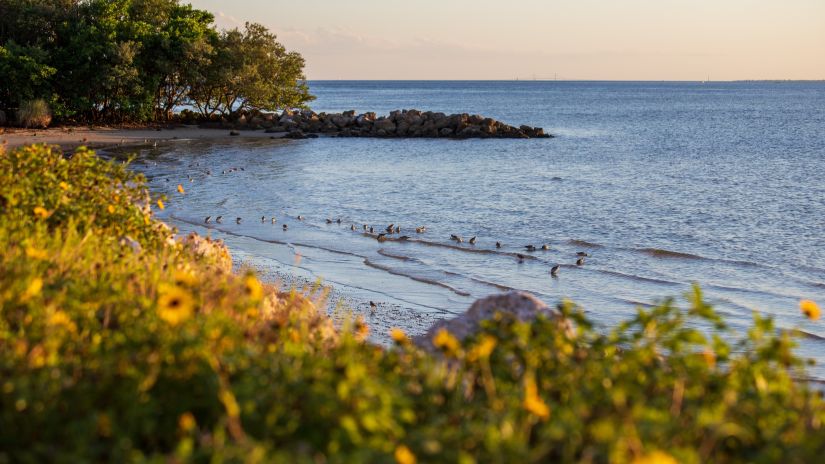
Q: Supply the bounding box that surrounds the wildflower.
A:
[468,335,497,361]
[523,374,550,420]
[23,277,43,301]
[390,327,408,344]
[177,184,185,194]
[156,199,165,210]
[59,181,69,190]
[244,274,264,301]
[179,412,197,432]
[25,246,49,260]
[394,445,416,464]
[433,328,460,355]
[48,310,77,333]
[801,300,821,321]
[33,206,50,218]
[632,450,678,464]
[107,204,116,214]
[157,283,194,326]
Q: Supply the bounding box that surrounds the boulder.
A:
[415,291,572,349]
[373,118,396,134]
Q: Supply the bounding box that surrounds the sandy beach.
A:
[1,125,283,150]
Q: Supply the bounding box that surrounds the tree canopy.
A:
[0,0,313,124]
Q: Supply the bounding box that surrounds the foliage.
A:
[16,99,52,128]
[1,145,824,463]
[0,0,313,124]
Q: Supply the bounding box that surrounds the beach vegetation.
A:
[15,98,51,128]
[1,144,824,462]
[0,0,313,125]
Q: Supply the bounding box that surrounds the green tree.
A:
[190,22,313,118]
[0,41,56,113]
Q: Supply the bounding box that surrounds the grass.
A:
[16,99,52,129]
[1,144,824,463]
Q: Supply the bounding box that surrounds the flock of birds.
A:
[202,214,591,278]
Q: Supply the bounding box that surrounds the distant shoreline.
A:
[1,126,286,150]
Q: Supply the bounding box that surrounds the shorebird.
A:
[351,224,356,231]
[216,216,223,223]
[297,215,304,221]
[541,244,550,251]
[261,216,266,223]
[450,234,463,243]
[525,245,536,251]
[398,235,410,241]
[496,241,502,249]
[516,253,526,263]
[550,265,560,277]
[377,233,387,242]
[236,217,242,224]
[205,216,211,224]
[576,252,589,257]
[415,226,426,233]
[326,218,333,224]
[363,224,368,231]
[576,257,585,266]
[395,226,400,234]
[369,301,377,314]
[469,236,477,245]
[283,224,288,230]
[336,218,342,224]
[369,226,374,234]
[271,217,277,224]
[386,224,395,233]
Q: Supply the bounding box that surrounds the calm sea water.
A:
[137,81,825,376]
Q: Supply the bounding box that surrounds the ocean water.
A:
[135,81,825,376]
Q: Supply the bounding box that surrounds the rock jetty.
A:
[202,109,552,139]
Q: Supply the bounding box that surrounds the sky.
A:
[187,0,825,81]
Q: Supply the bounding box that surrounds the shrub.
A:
[1,145,824,463]
[17,99,52,128]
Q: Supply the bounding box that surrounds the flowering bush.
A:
[1,145,823,463]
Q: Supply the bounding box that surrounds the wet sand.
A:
[1,126,284,150]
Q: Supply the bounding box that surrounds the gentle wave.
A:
[566,239,604,248]
[362,259,471,297]
[597,269,682,287]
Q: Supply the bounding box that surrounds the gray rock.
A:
[415,291,572,349]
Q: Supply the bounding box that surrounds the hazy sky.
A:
[188,0,825,80]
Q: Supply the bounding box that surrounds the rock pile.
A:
[203,109,552,139]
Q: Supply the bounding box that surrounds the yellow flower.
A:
[432,328,460,354]
[173,270,198,287]
[178,412,197,432]
[394,445,416,464]
[244,275,264,301]
[25,246,49,260]
[523,374,550,420]
[177,184,185,194]
[107,204,116,214]
[157,283,194,326]
[58,181,69,191]
[33,206,50,218]
[801,300,821,321]
[23,277,43,301]
[48,310,77,333]
[390,327,408,344]
[156,199,165,210]
[468,335,497,361]
[632,450,678,464]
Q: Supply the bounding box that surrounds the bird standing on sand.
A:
[216,216,223,223]
[386,224,395,234]
[469,236,477,245]
[576,257,585,266]
[205,216,211,224]
[369,301,377,314]
[451,234,463,243]
[236,217,242,224]
[525,245,536,251]
[550,265,560,277]
[415,226,426,233]
[496,241,502,249]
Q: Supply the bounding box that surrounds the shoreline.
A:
[1,125,286,150]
